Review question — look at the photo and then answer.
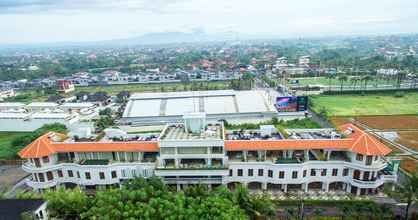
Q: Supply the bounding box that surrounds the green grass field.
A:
[9,81,232,102]
[0,132,31,159]
[75,81,231,95]
[310,92,418,116]
[293,77,393,87]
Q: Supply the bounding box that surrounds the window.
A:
[248,169,253,176]
[303,170,307,177]
[85,172,91,180]
[268,170,273,178]
[229,169,233,176]
[46,171,53,181]
[42,156,49,163]
[356,154,363,161]
[212,146,223,154]
[310,169,316,176]
[99,172,105,180]
[34,158,41,167]
[77,171,80,178]
[258,169,263,176]
[353,170,360,180]
[38,173,45,182]
[292,171,298,179]
[321,169,327,176]
[375,156,379,161]
[363,171,370,181]
[366,156,373,165]
[332,169,338,176]
[57,170,63,178]
[111,171,117,179]
[238,169,243,176]
[68,170,73,177]
[343,168,349,176]
[279,171,285,179]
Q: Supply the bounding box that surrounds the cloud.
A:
[0,0,185,14]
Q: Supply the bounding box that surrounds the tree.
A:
[325,74,335,91]
[94,116,114,131]
[313,207,324,219]
[44,187,88,219]
[99,107,112,116]
[284,207,297,220]
[350,76,361,90]
[338,75,348,93]
[386,172,418,220]
[361,75,373,91]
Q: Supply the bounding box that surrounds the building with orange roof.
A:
[18,113,397,196]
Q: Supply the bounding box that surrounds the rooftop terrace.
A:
[160,123,223,140]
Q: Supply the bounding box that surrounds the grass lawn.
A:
[293,77,393,87]
[10,81,232,102]
[75,81,231,96]
[0,132,31,159]
[310,92,418,116]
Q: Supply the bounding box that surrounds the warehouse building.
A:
[121,90,278,125]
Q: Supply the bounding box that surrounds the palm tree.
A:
[325,74,335,92]
[361,75,373,91]
[386,172,418,220]
[350,76,360,90]
[338,75,348,93]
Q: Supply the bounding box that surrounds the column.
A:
[327,150,331,160]
[175,159,180,168]
[262,182,267,190]
[177,184,181,191]
[288,150,294,159]
[303,183,308,192]
[243,151,247,162]
[356,188,361,196]
[323,182,329,192]
[282,184,288,192]
[346,184,351,193]
[207,158,212,166]
[304,150,309,161]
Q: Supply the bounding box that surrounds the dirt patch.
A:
[329,117,352,127]
[400,157,418,174]
[0,165,28,191]
[354,115,418,129]
[396,131,418,152]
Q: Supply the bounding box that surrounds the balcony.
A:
[26,178,58,189]
[163,176,223,184]
[350,177,384,188]
[78,159,110,166]
[275,158,303,164]
[155,165,229,177]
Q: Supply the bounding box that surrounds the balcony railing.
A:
[156,165,227,170]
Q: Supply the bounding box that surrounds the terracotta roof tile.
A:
[18,132,159,159]
[18,123,391,158]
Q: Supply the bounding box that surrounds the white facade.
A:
[0,112,80,132]
[20,121,397,197]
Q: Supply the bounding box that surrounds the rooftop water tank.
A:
[183,112,206,134]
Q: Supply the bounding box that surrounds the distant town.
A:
[0,34,417,220]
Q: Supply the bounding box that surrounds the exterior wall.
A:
[22,149,396,194]
[23,161,155,190]
[0,116,79,132]
[225,160,388,191]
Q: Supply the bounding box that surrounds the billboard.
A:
[275,96,308,112]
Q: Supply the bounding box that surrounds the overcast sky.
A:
[1,0,417,44]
